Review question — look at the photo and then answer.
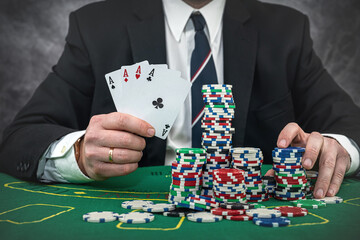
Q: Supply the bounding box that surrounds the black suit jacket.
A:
[1,0,360,181]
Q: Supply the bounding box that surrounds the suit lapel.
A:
[127,0,167,64]
[223,0,258,146]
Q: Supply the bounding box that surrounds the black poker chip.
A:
[162,208,198,217]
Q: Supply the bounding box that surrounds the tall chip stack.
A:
[272,147,307,201]
[168,148,206,204]
[212,168,247,203]
[231,147,269,202]
[200,84,235,196]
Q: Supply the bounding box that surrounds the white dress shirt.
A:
[36,0,360,183]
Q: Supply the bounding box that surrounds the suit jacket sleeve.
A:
[292,16,360,146]
[0,12,94,181]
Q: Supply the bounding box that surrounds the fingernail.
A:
[147,128,155,137]
[279,139,286,147]
[328,188,335,196]
[304,158,312,168]
[316,189,324,198]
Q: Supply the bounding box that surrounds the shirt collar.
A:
[163,0,226,43]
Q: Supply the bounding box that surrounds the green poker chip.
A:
[175,148,206,154]
[292,199,326,209]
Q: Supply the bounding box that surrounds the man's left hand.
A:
[265,122,351,199]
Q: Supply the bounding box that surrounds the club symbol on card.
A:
[152,98,164,109]
[147,68,155,81]
[162,124,170,136]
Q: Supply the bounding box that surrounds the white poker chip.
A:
[246,209,282,218]
[121,200,154,210]
[314,196,343,204]
[187,212,223,223]
[83,211,119,223]
[142,203,176,213]
[118,212,155,224]
[306,171,318,178]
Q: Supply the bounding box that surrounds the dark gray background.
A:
[0,0,359,140]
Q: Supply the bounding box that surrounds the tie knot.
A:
[191,13,206,32]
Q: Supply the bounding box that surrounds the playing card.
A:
[105,62,191,140]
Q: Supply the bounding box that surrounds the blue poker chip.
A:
[274,147,305,153]
[271,161,301,166]
[172,177,199,181]
[272,152,303,157]
[272,156,302,161]
[253,217,291,227]
[275,192,305,198]
[203,99,234,103]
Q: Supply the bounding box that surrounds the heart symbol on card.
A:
[135,74,140,79]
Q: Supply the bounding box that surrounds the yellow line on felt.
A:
[343,197,360,207]
[266,205,329,227]
[288,212,329,227]
[4,182,168,201]
[116,210,185,231]
[0,203,74,225]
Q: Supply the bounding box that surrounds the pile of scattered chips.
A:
[231,147,268,202]
[201,84,235,196]
[272,147,307,201]
[246,208,291,227]
[212,168,247,203]
[168,148,206,203]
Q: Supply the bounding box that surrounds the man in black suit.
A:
[0,0,360,200]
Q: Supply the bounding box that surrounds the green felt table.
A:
[1,165,360,240]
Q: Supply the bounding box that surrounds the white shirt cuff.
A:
[322,133,360,176]
[38,130,94,183]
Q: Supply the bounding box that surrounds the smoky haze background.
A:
[0,0,359,140]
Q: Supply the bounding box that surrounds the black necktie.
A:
[190,13,218,148]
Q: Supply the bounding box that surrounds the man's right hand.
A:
[77,112,155,180]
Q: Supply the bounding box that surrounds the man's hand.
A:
[78,112,155,180]
[266,122,351,199]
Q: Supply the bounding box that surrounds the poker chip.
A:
[292,199,326,209]
[82,211,119,223]
[121,200,154,210]
[118,212,155,224]
[246,209,282,218]
[274,147,305,153]
[273,206,308,217]
[253,217,291,227]
[187,212,223,223]
[219,202,254,210]
[313,196,343,204]
[211,207,245,216]
[163,208,198,217]
[142,203,176,213]
[224,214,253,221]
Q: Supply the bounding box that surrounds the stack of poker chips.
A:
[168,148,206,204]
[272,147,307,201]
[231,147,268,202]
[262,176,276,196]
[201,84,235,196]
[212,168,247,203]
[305,170,318,197]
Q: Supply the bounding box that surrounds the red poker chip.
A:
[202,135,232,139]
[244,180,263,185]
[214,193,246,199]
[211,208,245,216]
[172,172,202,178]
[201,122,232,126]
[172,180,202,186]
[247,198,269,202]
[224,214,253,221]
[273,164,303,169]
[214,169,245,176]
[171,162,204,168]
[202,94,233,98]
[275,179,308,185]
[274,206,308,217]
